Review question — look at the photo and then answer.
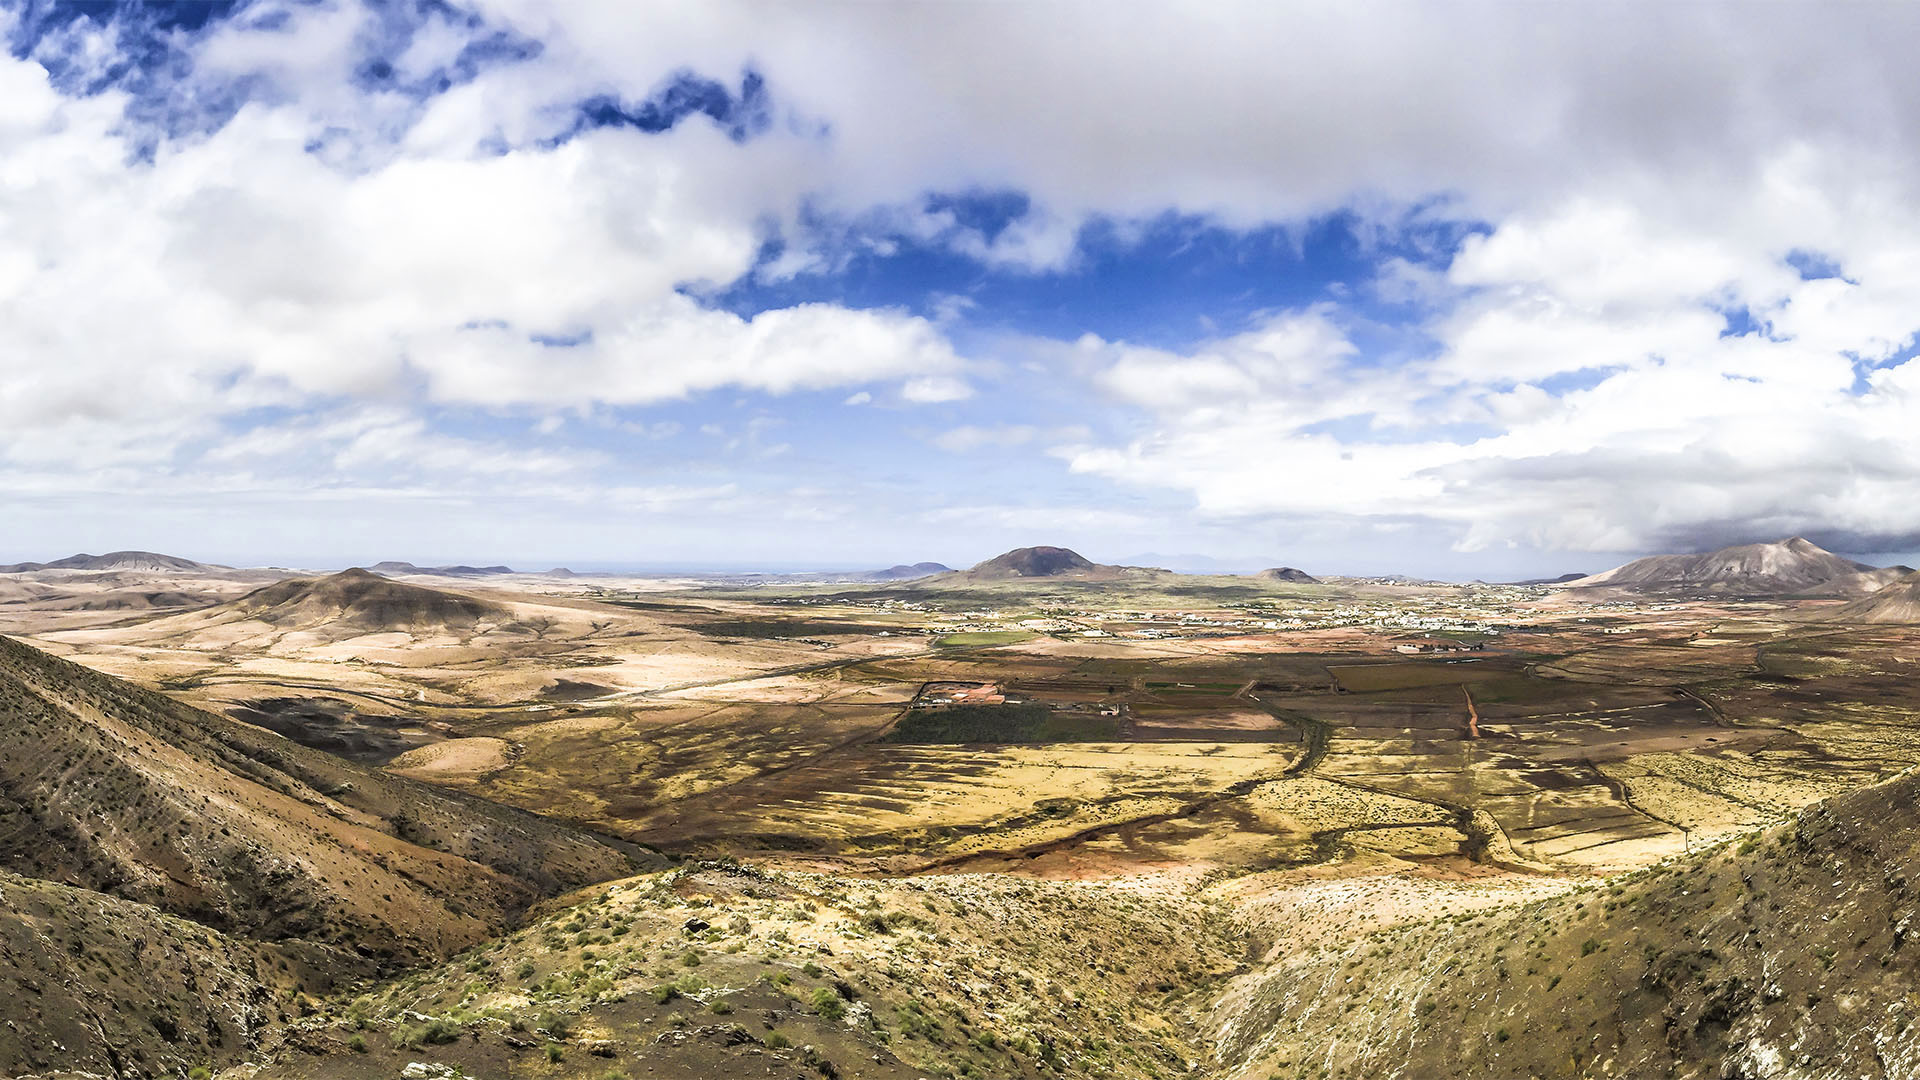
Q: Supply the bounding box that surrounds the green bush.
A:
[539,1011,573,1039]
[810,986,845,1021]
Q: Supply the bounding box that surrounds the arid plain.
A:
[3,541,1918,1079]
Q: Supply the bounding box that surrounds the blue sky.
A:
[5,1,1920,576]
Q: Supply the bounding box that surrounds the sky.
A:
[5,0,1920,577]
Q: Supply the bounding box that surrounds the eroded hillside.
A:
[1208,769,1920,1079]
[0,636,646,969]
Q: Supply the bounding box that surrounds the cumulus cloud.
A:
[0,4,961,494]
[12,1,1920,565]
[899,374,973,404]
[1064,189,1920,553]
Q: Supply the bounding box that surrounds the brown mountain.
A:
[231,566,510,631]
[968,546,1098,577]
[1254,566,1318,583]
[1569,537,1887,595]
[0,634,640,968]
[1826,569,1920,622]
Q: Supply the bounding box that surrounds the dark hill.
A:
[1570,537,1886,595]
[1254,566,1317,583]
[234,567,509,630]
[969,546,1098,578]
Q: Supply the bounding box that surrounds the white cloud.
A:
[900,374,973,403]
[932,425,1037,453]
[1065,188,1920,552]
[0,16,963,492]
[922,504,1149,533]
[13,2,1920,564]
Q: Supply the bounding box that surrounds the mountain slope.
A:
[1253,567,1317,583]
[1827,569,1920,622]
[0,869,286,1078]
[1212,768,1920,1079]
[1570,537,1883,594]
[0,635,642,967]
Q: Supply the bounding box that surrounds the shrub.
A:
[545,1044,565,1064]
[347,1034,368,1054]
[810,987,845,1021]
[539,1011,573,1040]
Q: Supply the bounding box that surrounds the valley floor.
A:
[4,568,1919,1079]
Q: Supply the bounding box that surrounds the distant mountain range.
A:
[862,561,953,581]
[371,560,531,576]
[0,550,226,573]
[1570,537,1910,596]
